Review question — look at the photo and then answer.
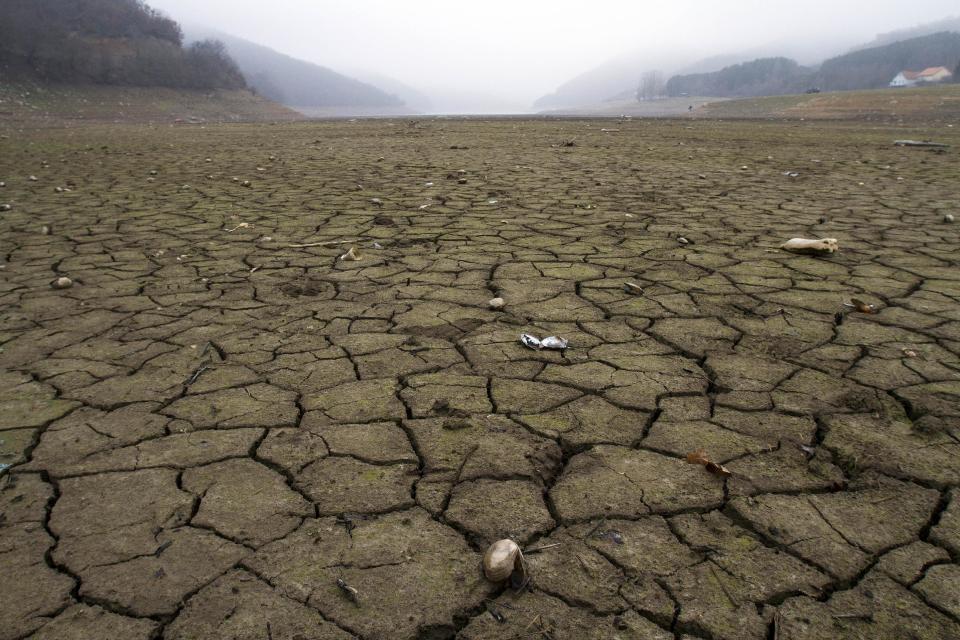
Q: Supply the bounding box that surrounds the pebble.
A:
[0,204,11,211]
[51,276,73,290]
[488,297,505,310]
[945,214,955,223]
[40,224,51,235]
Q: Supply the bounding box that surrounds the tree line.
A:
[0,0,245,90]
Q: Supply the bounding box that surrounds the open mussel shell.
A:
[540,336,568,350]
[483,539,526,583]
[519,334,541,350]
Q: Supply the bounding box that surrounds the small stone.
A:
[51,277,73,290]
[242,180,251,187]
[40,224,51,235]
[29,175,38,181]
[488,297,505,310]
[945,214,955,223]
[0,204,11,211]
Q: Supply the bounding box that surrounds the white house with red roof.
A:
[890,66,954,87]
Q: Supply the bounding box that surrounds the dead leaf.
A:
[704,461,732,478]
[686,449,731,477]
[849,298,878,314]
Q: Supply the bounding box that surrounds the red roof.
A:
[899,67,952,80]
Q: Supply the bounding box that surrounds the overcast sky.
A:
[149,0,957,107]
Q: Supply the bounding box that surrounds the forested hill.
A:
[818,31,960,91]
[0,0,245,90]
[666,31,960,98]
[666,58,812,98]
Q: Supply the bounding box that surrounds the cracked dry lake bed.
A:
[1,117,959,640]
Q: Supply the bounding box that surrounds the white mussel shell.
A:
[483,539,523,582]
[540,336,569,350]
[780,238,838,255]
[520,334,541,349]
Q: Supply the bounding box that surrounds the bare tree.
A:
[637,70,665,101]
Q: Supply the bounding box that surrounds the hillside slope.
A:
[186,29,406,112]
[693,84,960,121]
[0,82,302,126]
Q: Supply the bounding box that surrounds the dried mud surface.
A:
[1,117,959,639]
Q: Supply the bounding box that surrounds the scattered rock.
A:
[339,246,361,261]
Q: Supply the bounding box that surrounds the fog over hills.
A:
[146,0,958,113]
[537,15,959,110]
[15,0,958,115]
[184,27,414,115]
